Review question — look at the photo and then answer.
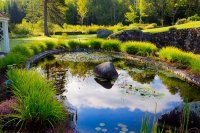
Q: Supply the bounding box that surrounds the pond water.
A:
[34,52,200,133]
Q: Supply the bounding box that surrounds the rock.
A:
[94,78,115,89]
[109,29,144,41]
[97,29,113,38]
[57,95,77,129]
[158,102,200,130]
[110,27,200,54]
[94,62,118,80]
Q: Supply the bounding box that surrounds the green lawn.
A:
[9,34,97,50]
[143,21,200,33]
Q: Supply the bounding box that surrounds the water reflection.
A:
[94,78,116,89]
[34,52,200,133]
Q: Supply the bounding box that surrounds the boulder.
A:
[93,62,118,80]
[97,29,113,38]
[158,102,200,130]
[94,78,115,89]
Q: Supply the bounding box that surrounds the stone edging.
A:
[25,49,200,88]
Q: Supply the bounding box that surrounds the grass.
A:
[140,103,190,133]
[143,21,200,33]
[6,69,66,128]
[159,47,200,72]
[121,41,158,56]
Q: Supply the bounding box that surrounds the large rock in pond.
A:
[97,29,113,38]
[158,102,200,131]
[94,62,118,80]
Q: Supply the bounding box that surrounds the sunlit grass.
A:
[7,69,66,128]
[121,41,158,56]
[159,47,200,72]
[143,21,200,33]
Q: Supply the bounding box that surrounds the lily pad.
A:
[95,127,101,131]
[99,123,106,126]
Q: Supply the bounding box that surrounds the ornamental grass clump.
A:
[7,69,66,128]
[159,47,193,65]
[159,47,200,73]
[121,41,158,56]
[68,40,90,49]
[101,39,121,51]
[88,39,102,49]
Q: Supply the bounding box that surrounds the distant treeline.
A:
[0,0,200,26]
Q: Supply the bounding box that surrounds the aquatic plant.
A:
[6,69,66,129]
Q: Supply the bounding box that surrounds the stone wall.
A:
[109,28,200,53]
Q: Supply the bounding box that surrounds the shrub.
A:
[122,41,158,56]
[176,18,188,25]
[101,39,121,51]
[7,69,66,127]
[188,14,200,21]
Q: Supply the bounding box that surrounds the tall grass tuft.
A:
[7,69,66,128]
[88,39,102,49]
[159,47,200,72]
[101,39,121,51]
[122,41,158,56]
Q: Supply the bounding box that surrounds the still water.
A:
[35,52,200,133]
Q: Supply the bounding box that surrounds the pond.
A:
[34,52,200,133]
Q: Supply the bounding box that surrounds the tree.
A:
[137,0,147,23]
[125,5,138,23]
[77,0,88,25]
[166,0,187,25]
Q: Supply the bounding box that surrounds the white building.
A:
[0,12,10,53]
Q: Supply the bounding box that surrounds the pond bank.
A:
[25,49,200,88]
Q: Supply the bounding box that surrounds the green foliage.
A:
[45,41,57,50]
[143,21,200,33]
[68,40,90,49]
[88,39,102,49]
[188,14,200,21]
[121,41,158,56]
[176,18,188,25]
[77,0,88,25]
[101,40,121,51]
[125,5,138,23]
[159,47,200,72]
[7,69,66,127]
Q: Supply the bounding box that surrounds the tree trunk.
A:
[44,0,49,36]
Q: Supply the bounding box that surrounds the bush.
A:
[7,69,66,127]
[122,41,158,56]
[176,18,188,25]
[188,14,200,21]
[101,39,121,51]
